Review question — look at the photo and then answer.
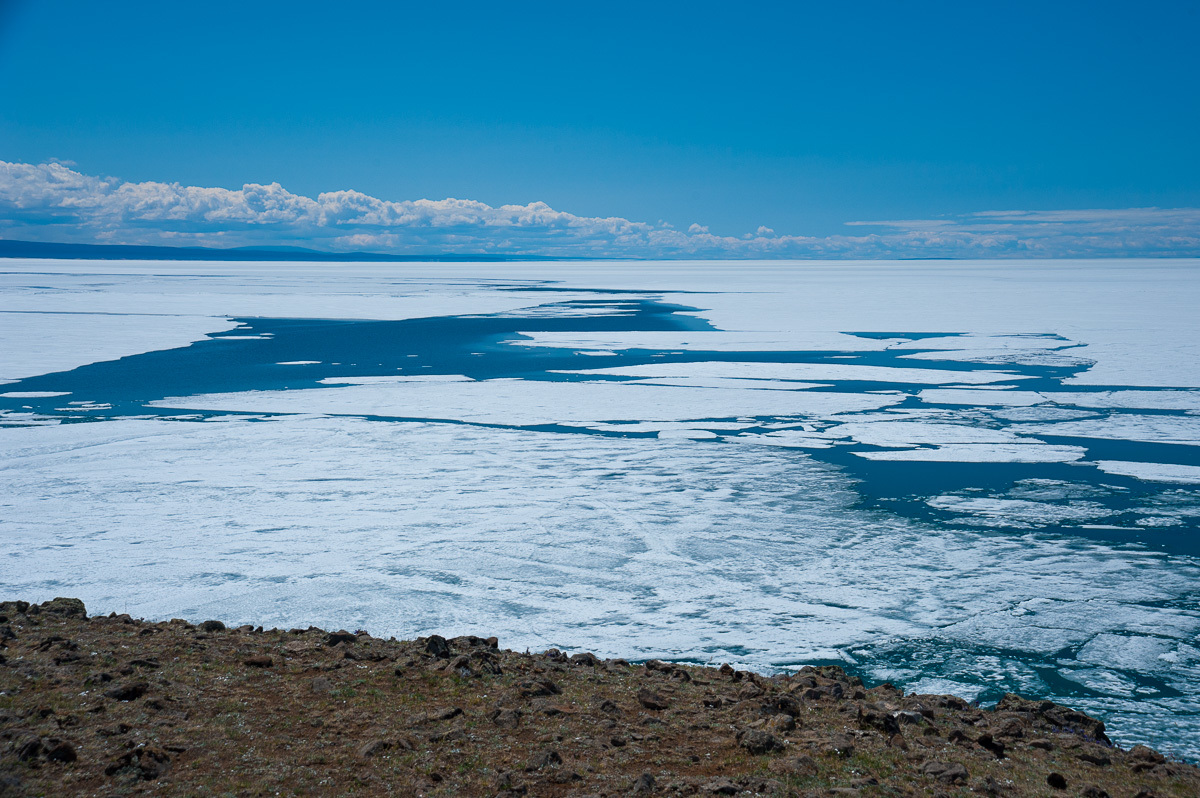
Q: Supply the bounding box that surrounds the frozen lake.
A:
[2,257,1199,758]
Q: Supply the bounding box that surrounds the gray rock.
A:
[326,630,356,646]
[490,708,522,728]
[637,688,670,710]
[518,678,560,698]
[737,728,782,754]
[976,732,1005,758]
[825,733,855,758]
[524,749,562,771]
[570,652,602,667]
[105,745,171,781]
[1077,751,1111,766]
[424,634,451,659]
[105,681,149,701]
[358,739,390,758]
[631,772,655,793]
[45,740,76,763]
[994,693,1110,744]
[920,760,969,784]
[39,598,87,618]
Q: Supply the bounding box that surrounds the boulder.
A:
[39,598,87,618]
[737,728,782,754]
[423,635,451,659]
[994,693,1110,744]
[631,772,655,793]
[45,740,77,763]
[637,688,670,710]
[105,745,171,781]
[105,681,149,701]
[920,760,969,784]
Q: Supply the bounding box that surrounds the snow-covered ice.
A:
[2,256,1200,758]
[559,360,1031,385]
[1093,461,1200,484]
[2,415,1198,755]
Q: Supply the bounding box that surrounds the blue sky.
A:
[1,0,1198,257]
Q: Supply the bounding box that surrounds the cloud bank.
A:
[2,160,1198,259]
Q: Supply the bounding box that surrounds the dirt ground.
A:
[1,598,1196,797]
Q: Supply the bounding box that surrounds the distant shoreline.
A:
[0,239,575,263]
[3,239,1197,263]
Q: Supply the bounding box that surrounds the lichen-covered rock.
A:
[38,597,87,618]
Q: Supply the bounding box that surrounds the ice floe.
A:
[855,443,1087,463]
[1092,461,1200,484]
[559,361,1030,385]
[151,380,903,427]
[1023,414,1200,446]
[0,311,237,383]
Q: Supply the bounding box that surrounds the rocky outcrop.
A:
[0,598,1195,797]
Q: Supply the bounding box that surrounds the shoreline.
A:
[2,597,1196,797]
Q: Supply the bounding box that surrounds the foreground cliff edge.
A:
[1,599,1195,798]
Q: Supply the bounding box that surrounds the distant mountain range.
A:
[0,239,558,262]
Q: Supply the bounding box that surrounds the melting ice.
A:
[1,258,1199,759]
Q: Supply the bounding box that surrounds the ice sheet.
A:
[1092,461,1200,484]
[2,415,1198,757]
[928,496,1113,525]
[1051,391,1200,411]
[855,444,1088,463]
[515,331,899,353]
[918,389,1048,407]
[727,430,837,449]
[559,361,1029,385]
[0,311,237,382]
[623,377,832,391]
[0,260,630,382]
[825,420,1028,448]
[151,379,903,426]
[1023,415,1200,446]
[4,258,1199,388]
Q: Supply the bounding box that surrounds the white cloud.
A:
[1,160,1198,259]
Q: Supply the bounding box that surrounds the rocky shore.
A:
[1,598,1196,797]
